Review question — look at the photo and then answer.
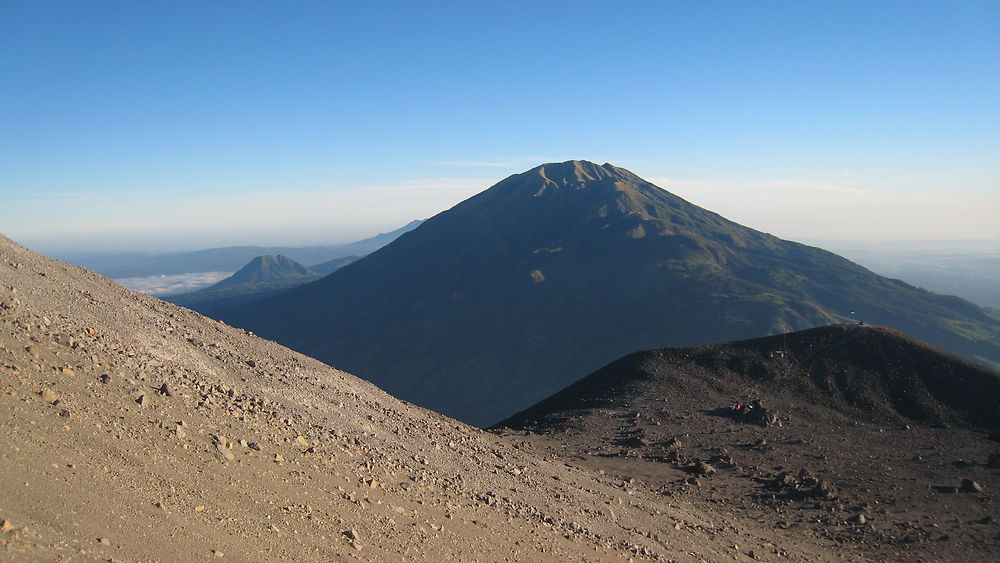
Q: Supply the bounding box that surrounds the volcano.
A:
[218,160,1000,426]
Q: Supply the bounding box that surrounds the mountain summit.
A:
[215,255,317,287]
[219,160,1000,425]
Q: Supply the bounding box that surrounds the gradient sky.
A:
[2,1,998,252]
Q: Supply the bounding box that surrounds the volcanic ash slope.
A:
[0,235,847,561]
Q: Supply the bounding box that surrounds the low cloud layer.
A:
[115,272,233,296]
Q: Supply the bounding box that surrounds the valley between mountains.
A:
[2,234,857,561]
[2,160,998,561]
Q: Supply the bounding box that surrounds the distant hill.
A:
[56,220,423,279]
[218,160,1000,426]
[215,255,318,287]
[165,255,324,313]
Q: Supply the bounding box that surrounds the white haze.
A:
[115,272,233,296]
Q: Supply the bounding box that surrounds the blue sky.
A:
[2,1,998,252]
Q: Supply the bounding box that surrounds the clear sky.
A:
[2,1,998,253]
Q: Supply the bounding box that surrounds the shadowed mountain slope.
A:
[498,324,1000,432]
[494,325,1000,561]
[2,234,853,561]
[218,161,1000,426]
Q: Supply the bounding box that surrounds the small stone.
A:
[849,513,866,525]
[25,345,40,359]
[692,461,716,477]
[135,394,146,406]
[194,505,206,512]
[296,435,309,447]
[1,519,13,531]
[61,367,76,377]
[960,479,984,494]
[86,327,97,336]
[40,389,58,403]
[213,549,224,557]
[98,537,110,545]
[100,374,111,384]
[216,443,235,461]
[345,529,360,541]
[158,383,173,397]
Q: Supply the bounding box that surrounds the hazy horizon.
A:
[3,2,998,253]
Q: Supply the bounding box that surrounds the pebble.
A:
[960,479,984,494]
[40,389,58,403]
[216,443,235,461]
[61,367,77,377]
[158,383,173,397]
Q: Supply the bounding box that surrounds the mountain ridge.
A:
[218,160,1000,426]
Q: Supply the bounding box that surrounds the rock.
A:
[158,383,173,397]
[61,367,76,377]
[40,389,58,403]
[100,374,111,384]
[296,435,309,447]
[812,479,835,499]
[25,345,40,359]
[344,529,360,541]
[960,479,984,493]
[775,472,795,487]
[216,443,235,461]
[98,537,111,545]
[849,513,866,525]
[691,461,716,477]
[1,519,13,531]
[135,394,146,406]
